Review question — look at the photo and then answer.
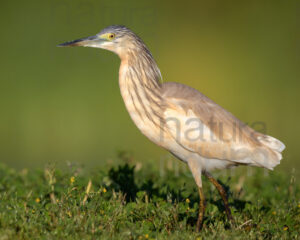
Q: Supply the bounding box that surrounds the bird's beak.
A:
[57,35,101,47]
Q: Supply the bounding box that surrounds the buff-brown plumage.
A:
[58,25,285,231]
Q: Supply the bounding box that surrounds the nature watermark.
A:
[50,1,157,28]
[159,117,267,144]
[156,117,277,178]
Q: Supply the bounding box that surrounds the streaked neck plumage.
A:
[118,40,163,134]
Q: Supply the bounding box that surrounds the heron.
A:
[58,25,285,231]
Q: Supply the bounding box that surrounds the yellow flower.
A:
[35,198,40,203]
[272,211,276,215]
[283,226,288,231]
[145,234,149,239]
[70,176,75,184]
[298,204,300,208]
[103,188,107,193]
[186,198,190,203]
[32,210,35,213]
[196,237,202,240]
[66,211,72,217]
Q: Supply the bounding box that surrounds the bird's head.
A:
[58,25,141,58]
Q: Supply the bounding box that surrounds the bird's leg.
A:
[196,186,206,231]
[203,171,234,224]
[187,159,206,231]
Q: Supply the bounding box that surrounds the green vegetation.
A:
[0,159,299,239]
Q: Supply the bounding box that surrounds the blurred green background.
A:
[0,0,299,176]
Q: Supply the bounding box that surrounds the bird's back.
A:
[161,82,285,170]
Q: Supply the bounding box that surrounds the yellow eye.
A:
[108,33,115,40]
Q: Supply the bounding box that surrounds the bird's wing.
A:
[161,82,284,169]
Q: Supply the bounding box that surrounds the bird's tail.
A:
[255,135,285,170]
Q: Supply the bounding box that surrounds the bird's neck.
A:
[119,45,162,88]
[118,48,163,131]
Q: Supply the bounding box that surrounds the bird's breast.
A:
[118,64,169,147]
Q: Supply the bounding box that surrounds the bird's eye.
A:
[108,33,115,40]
